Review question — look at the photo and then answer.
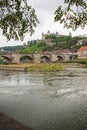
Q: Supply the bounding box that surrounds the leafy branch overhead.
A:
[54,0,87,30]
[0,0,87,41]
[0,0,39,40]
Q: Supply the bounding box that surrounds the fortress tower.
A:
[47,30,50,35]
[42,31,51,40]
[42,32,46,40]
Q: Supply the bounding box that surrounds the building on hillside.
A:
[36,39,43,43]
[42,30,52,40]
[45,39,56,46]
[41,30,67,46]
[23,43,29,48]
[41,30,66,40]
[77,38,87,45]
[77,46,87,57]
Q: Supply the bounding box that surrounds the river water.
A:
[0,68,87,130]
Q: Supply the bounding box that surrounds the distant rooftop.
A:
[78,46,87,52]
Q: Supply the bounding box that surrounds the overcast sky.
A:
[0,0,87,47]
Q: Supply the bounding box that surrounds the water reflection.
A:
[0,68,87,130]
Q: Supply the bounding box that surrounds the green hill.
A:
[20,35,87,53]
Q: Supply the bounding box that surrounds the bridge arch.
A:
[20,55,33,63]
[41,55,50,63]
[57,55,64,62]
[1,56,12,63]
[69,55,77,60]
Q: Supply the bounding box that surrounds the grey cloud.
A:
[28,0,63,12]
[28,0,63,27]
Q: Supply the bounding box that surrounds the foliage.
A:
[45,34,57,40]
[0,0,87,41]
[45,35,82,50]
[20,35,86,53]
[20,42,47,53]
[64,59,87,67]
[0,0,39,41]
[28,64,63,72]
[0,58,4,64]
[27,40,37,47]
[54,0,87,30]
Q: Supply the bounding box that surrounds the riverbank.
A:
[0,63,84,71]
[0,63,63,71]
[0,112,34,130]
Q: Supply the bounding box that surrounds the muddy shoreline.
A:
[0,112,34,130]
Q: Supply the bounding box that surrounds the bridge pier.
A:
[51,54,58,62]
[64,54,70,61]
[11,53,20,64]
[33,53,41,63]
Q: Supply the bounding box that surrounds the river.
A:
[0,68,87,130]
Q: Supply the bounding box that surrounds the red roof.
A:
[78,46,87,52]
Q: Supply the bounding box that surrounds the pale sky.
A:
[0,0,87,47]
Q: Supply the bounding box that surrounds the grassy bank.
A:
[0,62,84,71]
[27,64,63,72]
[0,63,63,72]
[63,59,87,67]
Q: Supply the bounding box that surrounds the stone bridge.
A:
[0,52,77,64]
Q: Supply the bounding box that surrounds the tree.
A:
[54,0,87,30]
[0,0,87,41]
[0,0,39,40]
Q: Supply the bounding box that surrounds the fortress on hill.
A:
[36,30,67,46]
[26,30,68,47]
[41,30,66,40]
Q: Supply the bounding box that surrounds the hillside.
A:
[20,35,87,53]
[0,35,87,54]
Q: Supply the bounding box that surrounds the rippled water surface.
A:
[0,68,87,130]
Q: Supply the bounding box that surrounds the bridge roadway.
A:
[0,52,77,64]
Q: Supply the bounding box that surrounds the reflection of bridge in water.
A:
[0,52,77,64]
